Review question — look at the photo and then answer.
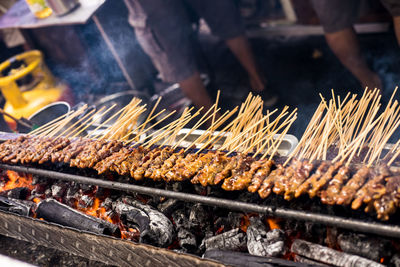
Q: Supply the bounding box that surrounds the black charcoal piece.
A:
[291,239,385,267]
[77,194,94,209]
[113,196,173,247]
[247,217,285,257]
[189,203,208,228]
[294,255,330,266]
[391,254,400,267]
[177,228,197,251]
[3,187,29,199]
[0,196,33,216]
[337,232,392,262]
[44,188,52,198]
[157,199,183,216]
[203,250,310,267]
[204,228,247,251]
[36,199,119,236]
[51,182,67,199]
[171,209,189,228]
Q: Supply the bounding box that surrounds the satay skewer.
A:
[72,104,117,138]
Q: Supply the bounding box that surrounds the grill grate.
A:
[1,163,400,239]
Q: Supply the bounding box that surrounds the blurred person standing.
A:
[312,0,400,90]
[125,0,277,111]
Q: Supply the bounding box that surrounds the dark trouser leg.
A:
[325,27,382,90]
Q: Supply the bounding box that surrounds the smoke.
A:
[48,1,154,103]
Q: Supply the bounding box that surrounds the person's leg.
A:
[225,35,265,92]
[189,0,269,95]
[324,27,382,89]
[179,71,214,111]
[379,0,400,45]
[127,0,216,112]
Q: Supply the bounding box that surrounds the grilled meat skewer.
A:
[294,161,329,198]
[319,166,350,205]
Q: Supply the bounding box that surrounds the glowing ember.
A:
[0,170,34,194]
[266,218,281,230]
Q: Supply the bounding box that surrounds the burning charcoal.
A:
[171,209,198,251]
[204,228,247,251]
[214,212,241,231]
[51,182,67,199]
[31,184,47,196]
[31,175,47,185]
[78,195,94,209]
[44,188,52,198]
[157,199,183,216]
[247,217,285,257]
[391,254,400,267]
[291,239,385,267]
[36,199,119,236]
[0,196,34,216]
[294,255,330,266]
[113,196,173,247]
[171,209,189,228]
[80,184,96,194]
[189,204,208,228]
[177,228,197,251]
[200,228,214,251]
[337,232,392,262]
[64,183,80,206]
[101,197,113,210]
[203,250,302,267]
[2,187,29,199]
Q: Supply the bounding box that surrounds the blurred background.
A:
[0,0,399,137]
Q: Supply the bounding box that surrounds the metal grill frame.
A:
[1,163,400,239]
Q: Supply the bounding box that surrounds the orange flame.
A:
[0,170,34,194]
[266,218,281,230]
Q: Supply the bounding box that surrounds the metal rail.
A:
[2,163,400,239]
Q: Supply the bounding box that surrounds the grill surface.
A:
[1,163,400,239]
[0,210,222,267]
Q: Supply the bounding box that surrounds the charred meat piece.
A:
[214,155,240,185]
[165,153,198,182]
[351,165,390,210]
[52,138,90,163]
[181,152,214,182]
[159,149,185,182]
[0,136,28,160]
[336,166,370,206]
[320,166,350,205]
[94,146,131,174]
[193,151,230,186]
[146,147,174,181]
[371,176,400,221]
[273,160,300,195]
[308,161,342,198]
[258,165,285,199]
[248,160,274,193]
[227,159,273,191]
[295,161,329,198]
[2,136,38,163]
[284,160,314,201]
[221,155,254,191]
[133,148,161,180]
[38,137,71,164]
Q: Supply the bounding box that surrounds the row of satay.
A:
[0,135,399,221]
